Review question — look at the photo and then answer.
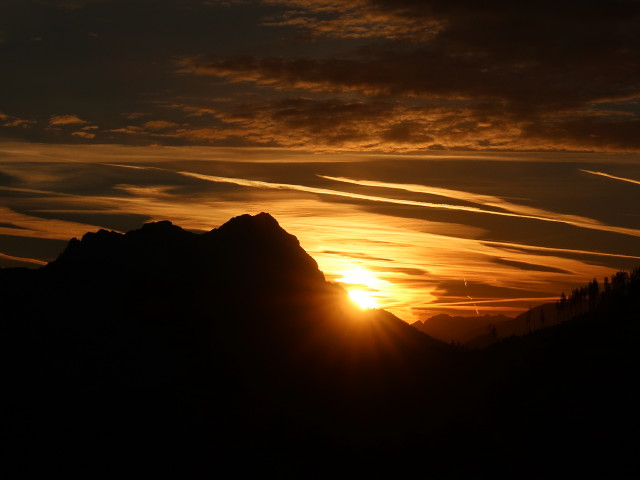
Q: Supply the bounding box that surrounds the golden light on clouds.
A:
[49,115,87,126]
[0,144,638,322]
[0,168,634,321]
[580,169,640,186]
[0,0,639,345]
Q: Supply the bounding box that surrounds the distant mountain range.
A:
[413,302,564,348]
[412,313,512,345]
[1,213,638,478]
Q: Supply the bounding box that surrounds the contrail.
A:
[103,163,152,170]
[318,174,640,237]
[176,171,564,220]
[0,252,47,266]
[104,164,640,238]
[581,169,640,186]
[463,277,480,315]
[427,296,559,307]
[481,240,640,260]
[319,174,561,218]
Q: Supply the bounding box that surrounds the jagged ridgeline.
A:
[1,213,639,478]
[1,213,454,476]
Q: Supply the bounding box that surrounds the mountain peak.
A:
[43,213,325,290]
[137,219,184,234]
[212,212,289,239]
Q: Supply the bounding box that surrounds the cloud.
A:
[2,156,635,321]
[3,118,34,128]
[103,164,640,238]
[143,120,181,131]
[491,258,571,274]
[109,126,145,135]
[1,112,36,129]
[172,105,218,117]
[175,0,640,151]
[49,115,88,126]
[318,174,612,229]
[182,46,638,112]
[156,95,640,151]
[72,131,96,139]
[263,0,439,40]
[143,96,526,150]
[580,169,640,186]
[521,118,640,152]
[123,113,150,120]
[0,252,47,268]
[1,0,638,151]
[481,240,640,261]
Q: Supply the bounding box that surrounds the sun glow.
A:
[334,266,383,310]
[348,289,379,309]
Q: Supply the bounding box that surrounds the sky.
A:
[1,0,639,322]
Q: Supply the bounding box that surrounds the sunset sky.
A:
[1,0,639,321]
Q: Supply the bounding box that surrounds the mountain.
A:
[1,213,455,476]
[2,213,638,478]
[412,313,513,345]
[412,303,570,349]
[460,303,563,348]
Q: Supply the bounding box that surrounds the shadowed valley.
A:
[1,213,639,478]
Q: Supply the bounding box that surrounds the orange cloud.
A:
[72,131,96,139]
[143,120,181,130]
[263,0,439,40]
[49,115,87,126]
[109,126,145,135]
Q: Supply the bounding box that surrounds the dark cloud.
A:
[491,258,572,274]
[0,170,16,186]
[371,266,426,276]
[0,222,27,230]
[321,250,392,262]
[1,0,639,151]
[14,211,151,234]
[186,40,638,112]
[0,0,284,141]
[521,117,640,152]
[0,234,68,262]
[435,279,554,302]
[92,96,521,149]
[181,0,640,150]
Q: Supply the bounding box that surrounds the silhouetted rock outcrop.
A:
[1,214,638,478]
[1,213,453,476]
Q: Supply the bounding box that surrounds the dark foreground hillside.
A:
[1,213,639,478]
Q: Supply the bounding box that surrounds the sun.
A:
[348,289,379,310]
[334,265,382,310]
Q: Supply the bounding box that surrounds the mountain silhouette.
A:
[1,213,454,476]
[412,305,564,349]
[1,213,638,478]
[412,313,513,346]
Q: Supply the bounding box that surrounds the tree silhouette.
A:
[557,291,567,323]
[588,278,599,311]
[488,323,498,339]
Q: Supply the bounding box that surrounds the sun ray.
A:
[348,289,379,309]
